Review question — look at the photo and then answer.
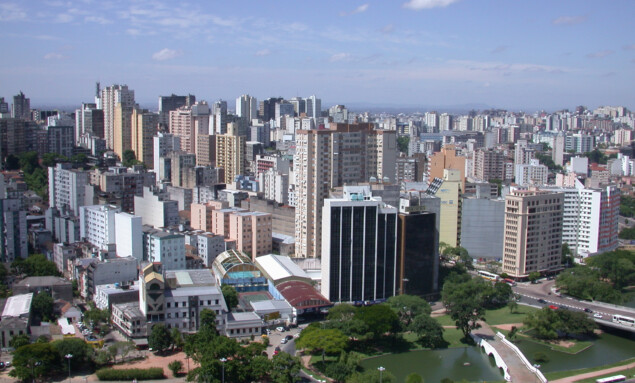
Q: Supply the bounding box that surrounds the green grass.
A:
[544,358,635,381]
[482,305,538,325]
[433,314,456,326]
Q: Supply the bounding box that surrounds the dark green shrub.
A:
[96,367,165,380]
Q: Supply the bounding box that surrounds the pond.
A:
[360,347,504,382]
[513,328,635,373]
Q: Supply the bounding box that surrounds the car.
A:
[293,333,300,338]
[594,313,603,318]
[273,350,279,355]
[5,361,11,367]
[285,335,293,341]
[548,305,559,310]
[281,338,288,344]
[537,298,546,304]
[584,308,593,313]
[276,326,285,332]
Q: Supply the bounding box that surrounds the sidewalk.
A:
[550,361,635,383]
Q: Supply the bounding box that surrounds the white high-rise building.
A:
[143,228,186,270]
[79,205,120,250]
[48,163,89,216]
[304,95,321,119]
[236,94,258,122]
[515,159,549,186]
[134,187,179,228]
[115,212,143,261]
[100,84,135,149]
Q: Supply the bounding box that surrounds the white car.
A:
[593,313,603,318]
[276,326,285,332]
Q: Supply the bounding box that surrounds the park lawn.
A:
[433,314,457,326]
[495,327,593,355]
[402,328,467,349]
[483,305,538,325]
[544,357,635,381]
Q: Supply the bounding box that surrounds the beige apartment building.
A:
[190,201,229,231]
[229,211,272,260]
[427,146,466,188]
[113,103,133,160]
[216,123,245,184]
[294,123,397,258]
[502,189,564,278]
[131,108,158,168]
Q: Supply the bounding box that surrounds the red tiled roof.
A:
[276,280,331,309]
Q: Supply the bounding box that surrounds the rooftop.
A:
[165,269,216,287]
[255,254,309,281]
[2,293,33,318]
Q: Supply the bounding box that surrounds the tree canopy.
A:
[10,343,62,381]
[148,324,172,353]
[524,307,596,340]
[385,294,431,329]
[32,292,54,322]
[295,327,348,363]
[221,284,239,311]
[442,277,488,338]
[11,254,60,277]
[354,304,400,338]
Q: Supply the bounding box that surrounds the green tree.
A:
[327,303,357,321]
[406,372,425,383]
[582,149,607,164]
[326,361,352,383]
[354,304,400,338]
[122,149,139,167]
[168,360,183,377]
[10,343,62,381]
[397,136,410,153]
[221,284,239,311]
[199,308,217,330]
[148,324,172,354]
[9,334,31,349]
[523,307,596,340]
[586,250,635,290]
[348,369,396,383]
[12,254,60,277]
[442,278,487,339]
[83,306,110,329]
[409,314,445,348]
[295,327,348,364]
[482,282,513,309]
[385,295,431,328]
[249,355,272,382]
[32,292,54,322]
[171,327,184,350]
[71,153,88,166]
[528,272,541,284]
[51,338,94,368]
[508,300,518,314]
[107,341,135,364]
[561,243,574,267]
[41,152,67,167]
[270,352,302,383]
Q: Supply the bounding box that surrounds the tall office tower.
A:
[502,190,563,278]
[294,123,398,258]
[169,106,195,154]
[0,196,28,262]
[236,94,258,122]
[321,186,398,303]
[113,103,134,161]
[216,123,245,184]
[212,100,228,134]
[473,148,505,181]
[158,94,195,127]
[552,133,565,167]
[424,112,439,133]
[75,103,93,144]
[439,113,452,131]
[397,210,438,298]
[275,101,295,120]
[0,119,30,159]
[259,97,283,121]
[48,163,89,216]
[11,91,30,120]
[153,132,181,183]
[304,95,321,118]
[101,84,135,149]
[0,97,10,118]
[131,108,159,168]
[289,97,306,116]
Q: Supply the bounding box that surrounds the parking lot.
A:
[263,324,304,357]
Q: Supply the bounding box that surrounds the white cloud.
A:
[85,15,112,24]
[55,13,73,23]
[0,3,27,21]
[552,15,587,25]
[403,0,459,10]
[340,3,369,16]
[152,48,182,61]
[586,50,613,58]
[44,52,64,60]
[255,49,271,56]
[330,53,352,62]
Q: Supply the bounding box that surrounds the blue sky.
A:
[0,0,633,111]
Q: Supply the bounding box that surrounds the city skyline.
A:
[0,0,634,110]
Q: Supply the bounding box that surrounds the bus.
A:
[612,315,635,327]
[477,270,499,282]
[596,375,626,383]
[503,278,516,286]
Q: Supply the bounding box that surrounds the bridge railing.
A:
[470,333,511,382]
[496,332,548,383]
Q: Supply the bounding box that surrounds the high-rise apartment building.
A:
[0,198,28,262]
[153,132,181,183]
[294,123,397,258]
[11,91,30,120]
[212,100,228,135]
[113,103,134,161]
[169,107,196,154]
[321,186,398,303]
[259,97,284,121]
[158,94,195,127]
[229,211,272,260]
[48,163,89,216]
[216,123,246,184]
[101,84,135,150]
[502,190,563,278]
[515,159,549,186]
[430,169,462,247]
[305,95,321,119]
[473,149,505,181]
[131,108,159,168]
[427,146,466,187]
[79,205,120,250]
